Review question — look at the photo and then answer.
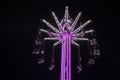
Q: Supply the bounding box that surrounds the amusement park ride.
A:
[33,6,100,80]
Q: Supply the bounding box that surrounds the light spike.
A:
[44,37,60,40]
[40,29,48,33]
[85,29,94,34]
[72,40,79,46]
[40,29,60,37]
[73,20,92,34]
[53,40,62,46]
[42,19,60,33]
[64,6,69,20]
[71,12,82,31]
[73,38,89,41]
[51,11,63,31]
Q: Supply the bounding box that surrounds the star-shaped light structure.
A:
[33,6,100,80]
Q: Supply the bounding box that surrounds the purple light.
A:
[33,6,100,80]
[61,32,72,80]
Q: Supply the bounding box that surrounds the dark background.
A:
[2,0,120,80]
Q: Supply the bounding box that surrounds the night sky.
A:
[3,0,120,80]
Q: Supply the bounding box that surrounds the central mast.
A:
[61,32,71,80]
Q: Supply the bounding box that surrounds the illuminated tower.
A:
[33,6,100,80]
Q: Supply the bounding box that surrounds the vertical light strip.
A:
[61,40,65,80]
[64,34,66,80]
[64,39,66,80]
[61,34,66,80]
[66,33,71,80]
[61,32,71,80]
[68,34,71,80]
[66,33,68,80]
